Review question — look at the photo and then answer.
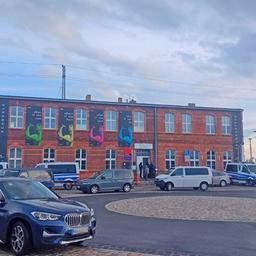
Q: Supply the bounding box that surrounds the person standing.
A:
[143,163,148,180]
[139,162,143,179]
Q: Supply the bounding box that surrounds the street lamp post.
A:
[249,138,253,162]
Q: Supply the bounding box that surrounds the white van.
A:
[0,162,8,170]
[155,166,213,191]
[36,162,79,190]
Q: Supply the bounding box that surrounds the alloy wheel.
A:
[11,225,25,254]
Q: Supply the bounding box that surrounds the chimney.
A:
[118,97,123,103]
[85,94,91,101]
[129,99,136,104]
[188,103,196,107]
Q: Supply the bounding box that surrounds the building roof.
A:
[0,94,243,112]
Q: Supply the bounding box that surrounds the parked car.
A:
[225,163,256,186]
[0,178,96,256]
[0,168,55,190]
[155,166,213,191]
[36,162,80,190]
[77,169,134,194]
[0,162,8,170]
[212,171,230,187]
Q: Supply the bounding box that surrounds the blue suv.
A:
[0,178,96,255]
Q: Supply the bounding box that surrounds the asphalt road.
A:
[72,189,256,256]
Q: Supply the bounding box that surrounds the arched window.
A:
[165,113,175,133]
[190,151,200,166]
[43,148,55,162]
[9,148,22,168]
[206,115,216,134]
[182,114,192,133]
[207,150,216,169]
[223,151,232,169]
[165,150,176,170]
[222,116,231,135]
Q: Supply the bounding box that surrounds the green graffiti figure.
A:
[58,124,74,146]
[26,124,42,146]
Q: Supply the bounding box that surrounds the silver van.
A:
[77,169,134,194]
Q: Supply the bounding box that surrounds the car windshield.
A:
[89,171,102,179]
[27,170,51,180]
[1,180,58,200]
[247,165,256,173]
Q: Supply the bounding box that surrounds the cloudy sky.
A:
[0,0,256,158]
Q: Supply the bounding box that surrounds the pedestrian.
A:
[143,163,148,180]
[149,162,155,178]
[139,162,143,179]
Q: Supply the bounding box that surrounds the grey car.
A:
[212,171,230,187]
[77,169,134,194]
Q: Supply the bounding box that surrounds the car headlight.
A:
[90,208,94,216]
[31,211,61,221]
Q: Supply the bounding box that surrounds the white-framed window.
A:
[75,149,87,170]
[134,112,144,132]
[43,148,55,162]
[165,113,175,133]
[190,151,200,166]
[182,114,192,133]
[223,151,232,169]
[222,116,231,135]
[44,108,57,129]
[206,115,216,134]
[10,106,24,128]
[75,109,87,130]
[207,150,216,169]
[105,149,116,169]
[165,150,176,170]
[9,148,22,168]
[106,111,117,131]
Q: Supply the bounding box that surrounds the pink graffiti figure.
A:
[89,125,104,144]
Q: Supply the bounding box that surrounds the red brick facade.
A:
[0,95,243,175]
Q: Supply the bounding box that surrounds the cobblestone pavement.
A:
[0,246,161,256]
[106,196,256,222]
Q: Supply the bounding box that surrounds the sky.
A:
[0,0,255,159]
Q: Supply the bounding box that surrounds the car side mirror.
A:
[101,176,106,180]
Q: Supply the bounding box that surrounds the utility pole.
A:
[61,65,66,99]
[249,138,253,162]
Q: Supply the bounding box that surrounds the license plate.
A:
[73,226,88,235]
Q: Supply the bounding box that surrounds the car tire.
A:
[220,180,227,187]
[64,182,73,190]
[165,182,173,191]
[123,183,131,192]
[90,185,99,194]
[247,179,255,186]
[9,221,31,256]
[199,182,208,191]
[193,187,199,190]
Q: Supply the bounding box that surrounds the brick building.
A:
[0,95,243,175]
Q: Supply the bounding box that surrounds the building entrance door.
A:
[136,156,150,179]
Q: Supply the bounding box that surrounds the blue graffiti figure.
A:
[119,127,132,146]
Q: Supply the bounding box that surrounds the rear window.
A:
[185,168,209,176]
[28,170,51,179]
[226,164,238,173]
[47,164,76,174]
